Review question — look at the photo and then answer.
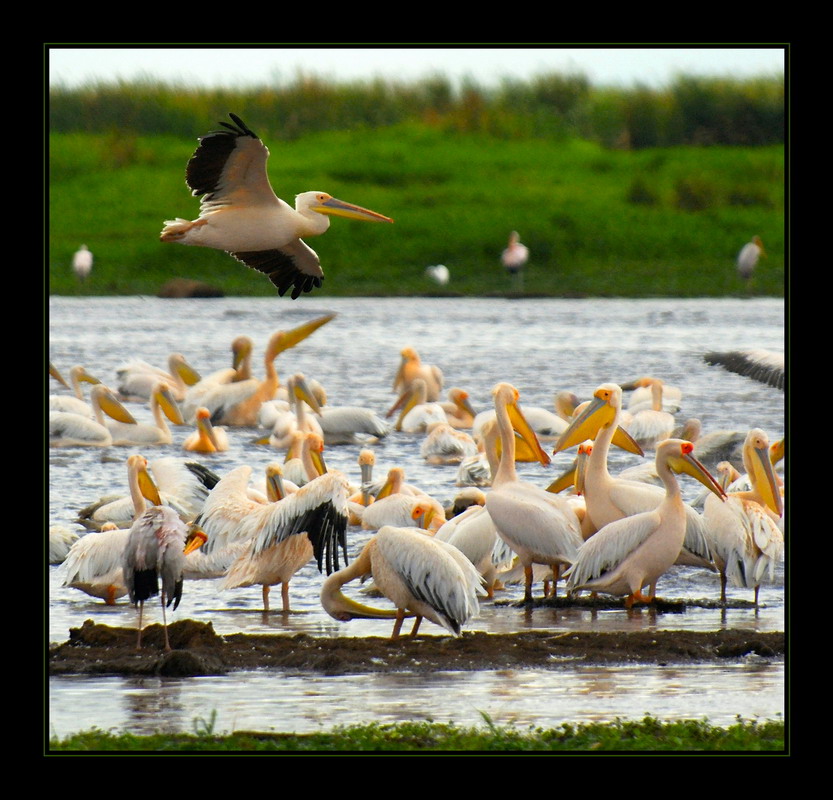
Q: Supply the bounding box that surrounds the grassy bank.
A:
[49,717,786,753]
[48,125,784,298]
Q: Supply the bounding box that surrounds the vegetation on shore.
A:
[48,74,784,299]
[49,716,785,753]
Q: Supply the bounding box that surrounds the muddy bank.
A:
[49,619,784,678]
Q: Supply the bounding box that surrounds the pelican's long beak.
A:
[49,363,69,388]
[293,375,323,415]
[277,313,337,353]
[374,473,396,500]
[137,461,163,507]
[508,399,551,466]
[751,442,784,517]
[197,412,222,452]
[99,389,138,424]
[156,386,185,425]
[456,393,476,419]
[313,196,394,224]
[310,440,328,476]
[553,396,612,453]
[265,465,286,502]
[669,442,727,501]
[184,524,208,555]
[611,426,644,456]
[546,460,577,494]
[175,359,202,387]
[323,589,404,621]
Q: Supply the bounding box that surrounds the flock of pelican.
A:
[50,307,785,644]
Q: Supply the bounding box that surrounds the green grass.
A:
[48,716,785,752]
[48,124,784,298]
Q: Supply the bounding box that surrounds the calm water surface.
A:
[48,296,785,737]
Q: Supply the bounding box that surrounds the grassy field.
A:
[48,716,786,753]
[48,125,784,298]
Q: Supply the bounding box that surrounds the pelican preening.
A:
[72,244,93,282]
[736,235,765,281]
[564,439,726,606]
[703,349,784,391]
[321,525,485,639]
[161,113,393,299]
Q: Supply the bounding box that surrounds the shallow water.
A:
[48,295,786,736]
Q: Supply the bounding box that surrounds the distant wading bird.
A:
[736,236,765,282]
[72,245,93,283]
[161,113,394,299]
[501,231,529,291]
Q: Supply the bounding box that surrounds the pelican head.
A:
[752,235,766,256]
[90,384,138,424]
[358,449,376,485]
[265,463,287,502]
[744,428,783,517]
[170,354,201,387]
[450,388,476,418]
[153,383,185,425]
[184,522,208,555]
[231,336,254,370]
[661,439,727,501]
[300,191,393,224]
[195,407,222,452]
[289,373,323,415]
[375,467,405,500]
[492,382,550,466]
[127,454,162,507]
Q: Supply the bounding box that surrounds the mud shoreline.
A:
[49,619,784,678]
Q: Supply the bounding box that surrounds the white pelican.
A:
[553,383,713,567]
[387,377,448,432]
[501,231,528,289]
[620,376,682,414]
[194,315,335,427]
[564,439,726,606]
[736,235,765,281]
[160,113,393,299]
[72,244,92,282]
[321,525,485,639]
[347,449,377,524]
[182,335,254,420]
[116,353,201,403]
[472,392,572,443]
[50,385,138,448]
[282,431,328,487]
[49,365,101,416]
[623,379,676,450]
[106,382,185,446]
[483,383,583,601]
[425,264,450,285]
[703,349,784,391]
[392,347,444,402]
[183,407,229,453]
[702,428,784,605]
[319,405,391,445]
[205,466,350,612]
[439,388,477,429]
[355,467,444,532]
[420,421,478,465]
[62,455,165,603]
[123,505,206,650]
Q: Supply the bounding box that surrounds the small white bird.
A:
[736,235,765,281]
[425,264,450,286]
[72,245,93,282]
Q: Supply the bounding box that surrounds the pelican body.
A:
[161,113,393,299]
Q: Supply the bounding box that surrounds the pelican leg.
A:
[390,608,406,640]
[754,585,760,608]
[550,564,562,598]
[161,592,171,652]
[281,581,291,613]
[409,616,423,638]
[136,601,144,649]
[106,585,118,606]
[262,584,270,613]
[720,572,728,604]
[524,565,534,603]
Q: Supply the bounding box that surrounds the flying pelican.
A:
[439,388,477,429]
[484,383,584,601]
[62,455,165,603]
[160,113,393,299]
[72,244,93,282]
[703,349,784,391]
[183,407,229,453]
[564,439,726,606]
[105,382,185,446]
[49,365,101,416]
[736,235,765,281]
[204,466,350,612]
[392,347,444,402]
[387,377,448,432]
[553,383,713,567]
[192,315,335,426]
[116,353,201,403]
[420,421,478,465]
[50,384,138,448]
[123,505,207,650]
[321,524,485,639]
[702,428,784,605]
[623,379,676,449]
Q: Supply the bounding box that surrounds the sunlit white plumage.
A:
[107,382,185,446]
[50,384,138,448]
[160,113,393,299]
[72,244,93,282]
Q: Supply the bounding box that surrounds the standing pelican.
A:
[123,505,206,650]
[501,231,528,291]
[321,525,485,639]
[484,383,584,601]
[160,113,393,299]
[193,316,335,426]
[736,235,765,281]
[702,428,784,605]
[392,347,444,401]
[72,244,93,282]
[564,439,726,606]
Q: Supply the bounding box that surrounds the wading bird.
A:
[736,235,765,281]
[72,245,93,283]
[161,113,393,298]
